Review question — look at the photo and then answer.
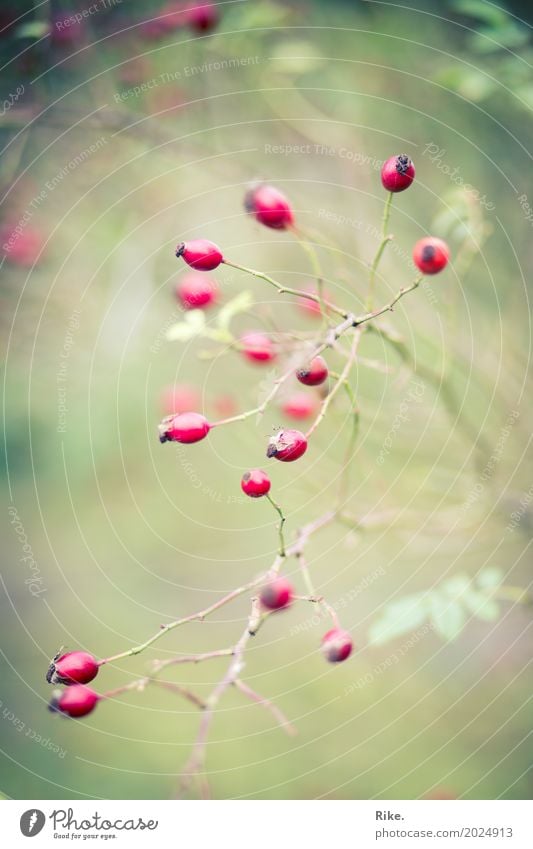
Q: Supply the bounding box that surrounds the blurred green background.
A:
[1,0,532,800]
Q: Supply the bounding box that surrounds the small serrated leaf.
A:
[166,310,205,342]
[428,592,467,641]
[15,21,50,40]
[462,589,500,622]
[205,328,234,344]
[477,567,504,589]
[368,595,427,646]
[441,574,471,600]
[217,291,253,331]
[451,0,507,27]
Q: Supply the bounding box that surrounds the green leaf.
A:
[368,595,427,646]
[462,589,500,622]
[216,291,253,331]
[441,573,471,600]
[451,0,508,27]
[229,1,289,28]
[476,566,504,589]
[428,592,467,641]
[166,310,205,342]
[270,42,324,75]
[15,21,50,40]
[204,327,234,344]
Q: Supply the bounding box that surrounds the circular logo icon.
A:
[20,810,46,837]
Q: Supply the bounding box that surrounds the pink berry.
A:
[176,272,218,309]
[241,469,271,498]
[240,332,276,364]
[296,355,328,387]
[413,237,450,275]
[49,685,99,718]
[176,239,223,271]
[321,628,353,663]
[212,394,237,417]
[159,412,210,444]
[297,285,332,318]
[281,392,319,421]
[160,384,201,415]
[140,2,184,40]
[185,1,220,32]
[1,225,44,267]
[381,154,415,192]
[244,183,294,230]
[267,429,307,462]
[260,577,293,610]
[46,651,99,686]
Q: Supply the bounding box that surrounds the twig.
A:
[223,259,349,319]
[233,679,297,736]
[178,598,262,795]
[367,190,394,309]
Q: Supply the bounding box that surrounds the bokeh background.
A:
[1,0,532,800]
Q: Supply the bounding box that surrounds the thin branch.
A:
[266,493,286,557]
[306,329,362,438]
[223,259,349,319]
[367,190,394,309]
[356,275,423,326]
[233,679,297,736]
[178,598,262,796]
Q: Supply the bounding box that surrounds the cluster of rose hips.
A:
[46,154,450,721]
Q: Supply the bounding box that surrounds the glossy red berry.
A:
[241,469,271,498]
[176,272,218,309]
[176,239,223,271]
[413,237,450,275]
[159,412,210,443]
[296,355,328,387]
[244,183,294,230]
[161,384,201,415]
[267,429,307,462]
[49,685,99,718]
[46,651,99,686]
[260,577,294,610]
[281,392,319,421]
[185,1,220,32]
[321,628,353,663]
[240,332,276,364]
[381,154,415,192]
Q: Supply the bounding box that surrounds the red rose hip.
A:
[281,392,318,421]
[321,628,353,663]
[49,685,99,718]
[244,183,294,230]
[240,332,276,364]
[160,384,201,415]
[381,154,415,192]
[297,284,332,318]
[176,239,223,271]
[413,237,450,274]
[241,469,271,498]
[296,355,328,386]
[46,651,99,686]
[267,429,307,462]
[159,412,210,443]
[176,272,218,309]
[260,577,294,610]
[185,1,220,32]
